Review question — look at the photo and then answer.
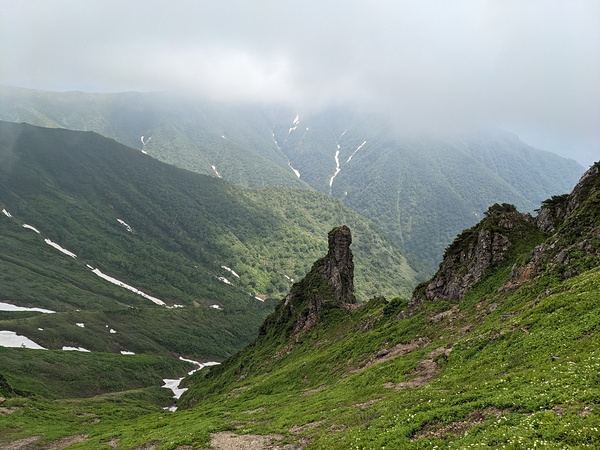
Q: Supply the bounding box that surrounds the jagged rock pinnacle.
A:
[258,225,356,341]
[322,225,355,305]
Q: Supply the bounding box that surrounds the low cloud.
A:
[1,0,598,164]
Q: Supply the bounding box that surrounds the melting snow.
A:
[272,133,281,149]
[91,268,166,306]
[76,323,85,328]
[211,165,223,178]
[2,209,12,218]
[117,219,132,232]
[329,146,342,188]
[45,239,77,258]
[163,358,220,410]
[0,331,46,349]
[0,302,55,314]
[62,346,91,352]
[120,351,135,355]
[288,160,301,178]
[217,276,233,286]
[221,266,240,278]
[346,141,367,163]
[23,224,40,234]
[110,329,117,334]
[38,328,44,331]
[210,304,222,310]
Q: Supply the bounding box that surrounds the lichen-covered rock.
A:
[410,204,536,305]
[259,225,356,340]
[411,162,599,309]
[321,226,355,305]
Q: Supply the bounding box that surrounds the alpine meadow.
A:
[1,1,599,449]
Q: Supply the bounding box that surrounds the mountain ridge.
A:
[0,86,584,273]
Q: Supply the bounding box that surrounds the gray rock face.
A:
[321,225,356,305]
[411,162,599,308]
[411,204,535,305]
[263,225,356,339]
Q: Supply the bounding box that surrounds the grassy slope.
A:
[1,203,598,449]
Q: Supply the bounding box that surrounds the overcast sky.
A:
[1,0,598,165]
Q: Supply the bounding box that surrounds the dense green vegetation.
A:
[0,86,584,274]
[0,164,597,449]
[0,119,418,383]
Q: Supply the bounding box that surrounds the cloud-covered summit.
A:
[1,0,598,164]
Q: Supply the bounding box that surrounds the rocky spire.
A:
[321,225,355,305]
[258,225,356,341]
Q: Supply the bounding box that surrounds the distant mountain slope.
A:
[0,86,584,274]
[0,121,417,358]
[0,86,304,189]
[271,109,585,270]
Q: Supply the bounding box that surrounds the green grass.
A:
[0,266,598,448]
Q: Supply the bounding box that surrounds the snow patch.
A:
[221,266,240,278]
[293,114,300,125]
[211,165,223,178]
[217,276,233,286]
[210,304,222,310]
[91,268,166,306]
[284,275,295,283]
[255,296,265,302]
[2,209,12,218]
[62,346,91,352]
[221,135,227,140]
[0,302,55,314]
[76,323,85,328]
[346,141,367,163]
[38,328,44,331]
[162,358,220,410]
[0,331,46,349]
[329,147,342,188]
[120,351,135,355]
[45,239,77,258]
[166,304,184,309]
[109,329,117,334]
[117,219,132,232]
[23,224,40,234]
[288,160,301,178]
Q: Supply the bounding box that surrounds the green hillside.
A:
[0,86,584,275]
[0,155,597,448]
[0,121,417,359]
[271,108,584,270]
[0,86,304,189]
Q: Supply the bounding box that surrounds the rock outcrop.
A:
[411,161,599,308]
[520,162,600,280]
[259,225,356,340]
[410,203,537,306]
